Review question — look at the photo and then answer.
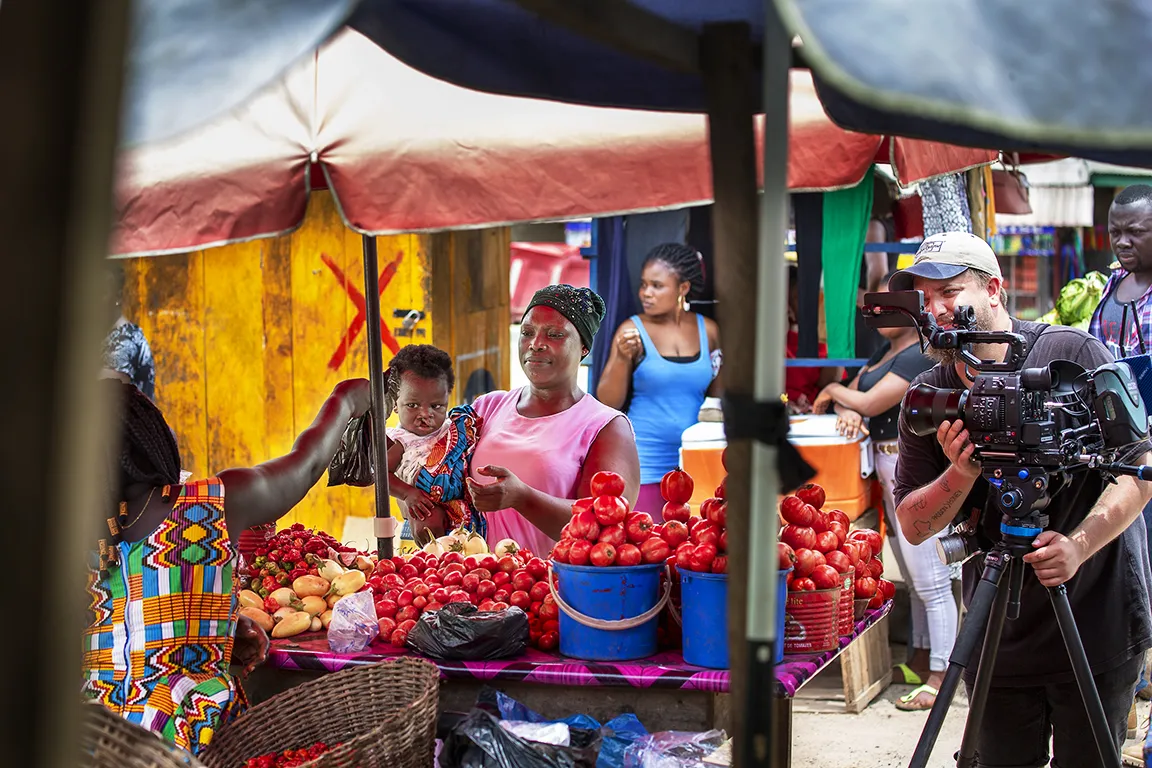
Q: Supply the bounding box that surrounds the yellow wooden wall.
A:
[119,190,510,537]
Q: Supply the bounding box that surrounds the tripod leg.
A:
[1049,584,1123,768]
[909,551,1010,768]
[955,559,1012,768]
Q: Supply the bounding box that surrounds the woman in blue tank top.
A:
[597,244,722,520]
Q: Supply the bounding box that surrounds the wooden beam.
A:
[701,21,759,768]
[0,0,131,765]
[510,0,699,73]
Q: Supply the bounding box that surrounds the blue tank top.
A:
[627,314,714,484]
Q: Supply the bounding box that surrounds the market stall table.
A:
[244,604,891,767]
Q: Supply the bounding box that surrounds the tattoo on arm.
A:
[910,474,964,539]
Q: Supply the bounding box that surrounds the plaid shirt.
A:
[1089,267,1152,359]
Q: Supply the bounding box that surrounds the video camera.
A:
[861,290,1151,564]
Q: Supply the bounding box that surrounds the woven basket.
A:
[79,702,205,768]
[201,657,439,768]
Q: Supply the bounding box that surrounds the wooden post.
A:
[0,0,131,765]
[701,21,760,768]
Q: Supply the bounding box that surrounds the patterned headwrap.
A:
[524,284,606,353]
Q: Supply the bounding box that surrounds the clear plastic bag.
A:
[327,413,375,487]
[326,590,379,653]
[407,603,529,660]
[622,731,728,768]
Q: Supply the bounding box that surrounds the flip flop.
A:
[896,684,938,711]
[892,663,924,686]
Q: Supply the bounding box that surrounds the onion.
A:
[493,538,520,557]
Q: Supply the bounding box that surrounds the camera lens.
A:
[937,534,977,566]
[905,384,968,436]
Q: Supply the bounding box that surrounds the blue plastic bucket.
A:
[680,570,729,668]
[552,562,666,661]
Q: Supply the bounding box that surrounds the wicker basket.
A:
[79,702,205,768]
[201,657,439,768]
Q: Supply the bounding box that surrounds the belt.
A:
[875,441,900,456]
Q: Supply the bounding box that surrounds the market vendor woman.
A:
[83,378,372,755]
[467,285,641,557]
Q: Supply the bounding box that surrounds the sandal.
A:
[892,663,924,686]
[896,684,938,711]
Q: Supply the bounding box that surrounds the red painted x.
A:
[321,251,404,371]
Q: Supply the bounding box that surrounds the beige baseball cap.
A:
[888,232,1002,292]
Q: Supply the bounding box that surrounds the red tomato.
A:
[827,521,848,547]
[398,619,417,633]
[661,520,690,547]
[442,552,464,566]
[810,564,840,590]
[790,577,816,592]
[542,619,559,634]
[827,509,850,529]
[529,581,551,602]
[780,525,817,551]
[841,540,869,563]
[641,538,671,564]
[390,629,409,647]
[431,587,450,604]
[598,523,627,548]
[814,530,839,553]
[478,599,495,612]
[479,555,498,571]
[492,571,511,587]
[497,556,519,574]
[779,496,814,526]
[396,589,414,607]
[625,512,654,543]
[476,579,497,600]
[462,555,480,571]
[444,562,466,576]
[795,483,826,510]
[396,605,420,623]
[373,560,397,576]
[509,590,532,609]
[411,582,431,599]
[413,595,429,610]
[447,590,471,604]
[425,601,444,613]
[616,543,642,567]
[711,555,728,574]
[715,477,726,500]
[538,630,560,651]
[675,542,695,571]
[551,539,573,564]
[559,522,575,541]
[493,588,511,603]
[569,539,592,566]
[868,558,884,579]
[377,617,397,637]
[689,543,718,572]
[877,578,896,601]
[590,542,617,567]
[512,571,536,592]
[699,497,722,523]
[539,597,559,621]
[526,558,549,580]
[691,520,721,547]
[792,548,820,578]
[491,601,510,611]
[383,573,405,590]
[777,542,796,570]
[869,591,885,609]
[443,571,464,588]
[662,501,691,523]
[823,550,852,574]
[855,576,878,599]
[704,499,727,527]
[374,599,397,619]
[593,495,629,526]
[590,471,627,498]
[849,528,883,555]
[660,468,694,504]
[461,574,480,593]
[571,509,601,541]
[810,509,829,533]
[399,563,419,579]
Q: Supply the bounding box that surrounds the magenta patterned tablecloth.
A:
[267,604,890,698]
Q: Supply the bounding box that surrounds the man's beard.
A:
[925,303,999,367]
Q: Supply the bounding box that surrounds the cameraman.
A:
[892,232,1152,767]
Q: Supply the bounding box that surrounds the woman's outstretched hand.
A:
[467,465,529,512]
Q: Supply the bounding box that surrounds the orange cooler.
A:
[679,414,871,521]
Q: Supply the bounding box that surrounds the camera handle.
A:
[908,544,1122,768]
[929,329,1030,373]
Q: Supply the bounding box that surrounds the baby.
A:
[385,345,482,545]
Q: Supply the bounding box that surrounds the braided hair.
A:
[96,380,181,569]
[642,243,706,300]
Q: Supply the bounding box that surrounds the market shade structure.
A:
[111,28,993,257]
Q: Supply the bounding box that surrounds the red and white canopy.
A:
[110,28,995,257]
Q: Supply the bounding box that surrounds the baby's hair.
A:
[386,345,455,403]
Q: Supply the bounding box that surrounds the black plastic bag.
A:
[441,709,601,768]
[406,603,528,660]
[327,412,375,487]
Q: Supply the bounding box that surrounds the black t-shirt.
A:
[894,319,1152,686]
[857,342,935,441]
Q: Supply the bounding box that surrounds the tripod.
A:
[908,465,1126,768]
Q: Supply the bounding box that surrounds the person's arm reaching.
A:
[467,416,640,541]
[895,420,980,545]
[1024,452,1152,586]
[596,321,641,409]
[220,379,372,533]
[815,372,910,417]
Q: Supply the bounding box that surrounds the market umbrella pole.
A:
[701,13,787,766]
[362,234,395,558]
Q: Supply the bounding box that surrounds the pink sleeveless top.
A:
[470,387,626,557]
